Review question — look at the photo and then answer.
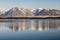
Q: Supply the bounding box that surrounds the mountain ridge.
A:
[0,7,60,17]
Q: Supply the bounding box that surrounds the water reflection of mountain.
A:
[0,19,60,31]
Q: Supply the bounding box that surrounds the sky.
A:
[0,0,60,10]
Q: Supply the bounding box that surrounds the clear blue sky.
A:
[0,0,60,10]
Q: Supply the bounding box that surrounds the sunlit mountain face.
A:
[0,7,60,17]
[0,10,5,13]
[0,7,34,17]
[0,10,5,16]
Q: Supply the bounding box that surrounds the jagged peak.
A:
[10,7,26,12]
[11,7,19,11]
[44,8,50,11]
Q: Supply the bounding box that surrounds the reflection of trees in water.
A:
[9,22,19,31]
[49,20,56,29]
[42,20,46,30]
[35,19,39,29]
[48,19,59,29]
[4,19,60,32]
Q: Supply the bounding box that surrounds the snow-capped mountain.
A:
[4,7,34,17]
[32,8,60,16]
[0,7,60,17]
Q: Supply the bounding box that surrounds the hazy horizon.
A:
[0,0,60,10]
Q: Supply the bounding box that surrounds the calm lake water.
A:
[0,19,60,40]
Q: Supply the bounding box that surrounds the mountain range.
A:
[0,7,60,17]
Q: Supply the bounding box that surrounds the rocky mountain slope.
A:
[0,7,60,17]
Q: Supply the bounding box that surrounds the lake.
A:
[0,19,60,40]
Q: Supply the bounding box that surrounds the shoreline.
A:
[0,17,60,19]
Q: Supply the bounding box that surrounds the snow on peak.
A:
[44,8,50,11]
[37,8,43,11]
[31,9,35,12]
[38,8,43,10]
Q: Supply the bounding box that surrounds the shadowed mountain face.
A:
[0,7,60,17]
[33,8,60,16]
